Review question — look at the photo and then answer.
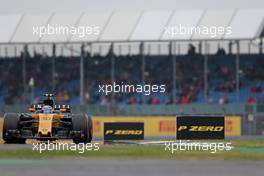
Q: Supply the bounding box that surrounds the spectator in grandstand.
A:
[100,96,109,105]
[56,90,70,103]
[189,85,196,97]
[216,47,226,55]
[207,96,214,104]
[247,96,256,104]
[251,83,262,93]
[1,51,264,105]
[219,95,229,104]
[165,92,174,104]
[180,95,190,104]
[84,92,91,104]
[149,96,160,105]
[215,80,236,92]
[256,94,264,104]
[220,65,230,78]
[127,96,137,105]
[187,44,196,56]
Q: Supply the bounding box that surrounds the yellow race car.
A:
[2,94,93,144]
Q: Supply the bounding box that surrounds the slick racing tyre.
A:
[72,114,93,144]
[3,113,26,144]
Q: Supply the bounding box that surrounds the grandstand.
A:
[0,0,263,106]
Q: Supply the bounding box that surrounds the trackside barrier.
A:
[93,116,241,138]
[0,116,241,139]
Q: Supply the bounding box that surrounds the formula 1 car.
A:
[2,94,93,144]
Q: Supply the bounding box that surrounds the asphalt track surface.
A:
[0,159,263,176]
[1,137,264,176]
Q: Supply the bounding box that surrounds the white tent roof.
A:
[192,10,235,40]
[0,9,263,44]
[11,13,51,43]
[99,10,141,41]
[161,10,204,40]
[70,11,111,42]
[39,13,81,43]
[0,14,22,43]
[130,10,172,41]
[223,9,264,39]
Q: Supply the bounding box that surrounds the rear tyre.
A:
[72,114,93,144]
[3,113,26,144]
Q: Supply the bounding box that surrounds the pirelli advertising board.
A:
[176,116,225,140]
[91,116,240,138]
[104,122,144,140]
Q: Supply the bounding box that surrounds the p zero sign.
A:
[104,122,144,140]
[176,116,225,140]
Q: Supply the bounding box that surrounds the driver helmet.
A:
[42,105,53,113]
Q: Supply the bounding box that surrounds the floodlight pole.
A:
[170,42,177,104]
[80,44,85,105]
[140,42,145,104]
[228,41,232,55]
[259,38,263,55]
[236,40,240,102]
[204,42,209,101]
[52,44,56,93]
[110,43,115,105]
[22,45,27,104]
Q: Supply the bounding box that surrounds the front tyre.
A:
[3,113,26,144]
[72,114,93,144]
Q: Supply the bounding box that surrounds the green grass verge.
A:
[0,140,263,160]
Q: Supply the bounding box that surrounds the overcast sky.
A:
[0,0,263,13]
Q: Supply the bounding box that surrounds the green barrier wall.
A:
[0,104,247,116]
